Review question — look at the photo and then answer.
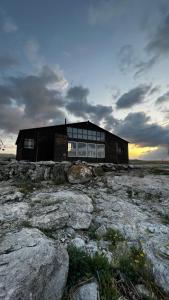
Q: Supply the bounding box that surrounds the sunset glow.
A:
[129,144,159,160]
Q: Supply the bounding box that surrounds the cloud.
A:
[140,146,169,161]
[0,9,18,33]
[134,55,158,77]
[119,13,169,77]
[0,65,67,133]
[149,85,161,95]
[116,85,151,109]
[25,39,45,68]
[115,112,169,147]
[2,18,18,33]
[146,13,169,57]
[156,91,169,105]
[0,55,19,70]
[118,44,136,73]
[88,0,128,25]
[66,85,117,127]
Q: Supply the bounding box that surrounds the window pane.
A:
[68,142,76,157]
[72,128,78,138]
[77,129,83,139]
[82,129,87,139]
[96,144,105,158]
[67,127,73,138]
[78,128,82,134]
[24,139,34,149]
[96,132,101,141]
[87,143,96,157]
[77,142,87,157]
[100,132,105,141]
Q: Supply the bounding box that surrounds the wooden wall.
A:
[16,122,129,163]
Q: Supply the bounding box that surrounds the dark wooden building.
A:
[16,121,129,163]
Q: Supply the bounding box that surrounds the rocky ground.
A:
[0,159,169,299]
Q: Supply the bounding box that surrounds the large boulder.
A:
[67,164,93,184]
[0,228,69,300]
[72,280,99,300]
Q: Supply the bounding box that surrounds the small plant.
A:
[65,246,119,300]
[118,246,166,299]
[118,246,146,284]
[39,228,55,239]
[18,182,42,194]
[103,228,125,247]
[88,225,99,240]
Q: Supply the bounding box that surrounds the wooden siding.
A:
[16,121,129,163]
[54,134,67,161]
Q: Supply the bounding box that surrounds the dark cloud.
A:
[118,44,136,73]
[134,55,158,77]
[119,14,169,77]
[146,14,169,57]
[116,85,151,109]
[115,112,169,146]
[149,85,161,95]
[156,91,169,105]
[0,55,19,70]
[136,13,169,75]
[140,146,169,161]
[0,65,66,133]
[66,86,117,127]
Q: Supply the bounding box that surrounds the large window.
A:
[68,142,76,157]
[96,144,105,158]
[67,142,105,158]
[87,143,96,157]
[67,127,105,141]
[24,139,34,149]
[77,142,87,157]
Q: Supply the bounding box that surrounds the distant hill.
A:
[0,153,16,160]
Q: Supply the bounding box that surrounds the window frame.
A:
[77,142,87,157]
[24,138,34,149]
[87,143,96,157]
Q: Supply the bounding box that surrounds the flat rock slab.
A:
[29,190,93,230]
[0,228,69,300]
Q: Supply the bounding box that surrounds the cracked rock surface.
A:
[0,228,69,300]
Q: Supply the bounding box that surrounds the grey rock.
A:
[71,237,85,248]
[0,202,29,232]
[93,165,104,177]
[136,284,154,299]
[52,163,67,184]
[95,225,107,238]
[0,228,69,300]
[29,191,93,230]
[72,280,99,300]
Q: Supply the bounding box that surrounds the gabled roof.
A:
[16,120,129,144]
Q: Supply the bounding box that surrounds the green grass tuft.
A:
[103,228,125,248]
[65,246,119,300]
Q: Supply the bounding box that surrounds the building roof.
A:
[16,120,129,144]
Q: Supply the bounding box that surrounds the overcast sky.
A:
[0,0,169,159]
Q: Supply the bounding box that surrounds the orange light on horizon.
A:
[129,144,158,159]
